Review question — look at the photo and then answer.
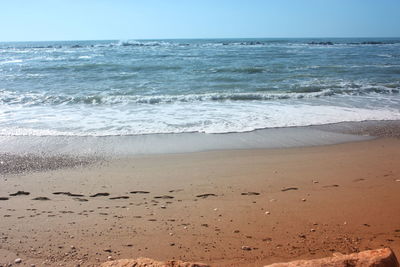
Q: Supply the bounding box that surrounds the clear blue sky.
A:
[1,0,399,41]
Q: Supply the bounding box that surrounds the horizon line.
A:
[1,36,400,43]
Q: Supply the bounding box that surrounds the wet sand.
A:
[1,134,400,266]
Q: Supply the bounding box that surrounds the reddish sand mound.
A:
[265,248,399,267]
[101,248,398,267]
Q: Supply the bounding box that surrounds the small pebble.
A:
[301,198,306,202]
[310,229,316,232]
[241,246,252,251]
[265,211,270,215]
[15,258,22,264]
[107,256,113,260]
[213,208,218,211]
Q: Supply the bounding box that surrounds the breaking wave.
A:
[0,85,398,106]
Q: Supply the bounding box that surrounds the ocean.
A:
[1,38,399,136]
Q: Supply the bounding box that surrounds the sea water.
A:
[1,38,399,136]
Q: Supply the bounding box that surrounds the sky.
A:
[1,0,399,42]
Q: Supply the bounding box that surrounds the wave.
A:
[1,85,398,106]
[2,39,399,51]
[22,63,182,73]
[212,67,265,74]
[0,59,23,64]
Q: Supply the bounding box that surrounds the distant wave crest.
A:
[2,39,399,51]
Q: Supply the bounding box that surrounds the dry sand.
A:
[0,137,400,266]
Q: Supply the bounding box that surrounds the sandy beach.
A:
[2,2,400,266]
[1,123,400,266]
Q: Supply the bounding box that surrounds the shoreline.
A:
[1,120,399,175]
[3,120,400,161]
[1,137,400,266]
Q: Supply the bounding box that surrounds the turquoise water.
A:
[0,38,399,136]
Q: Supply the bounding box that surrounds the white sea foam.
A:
[0,100,399,136]
[0,59,23,64]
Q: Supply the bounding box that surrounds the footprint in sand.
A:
[154,195,174,199]
[241,192,260,196]
[169,189,183,193]
[109,196,130,200]
[53,192,85,197]
[32,197,50,201]
[196,193,218,198]
[281,187,299,192]
[9,191,30,196]
[90,193,110,197]
[73,198,89,202]
[323,184,340,188]
[130,191,150,194]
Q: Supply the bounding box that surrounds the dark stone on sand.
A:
[53,192,85,197]
[32,197,50,201]
[241,192,260,196]
[90,193,110,197]
[196,193,217,198]
[9,191,30,196]
[281,187,298,192]
[130,191,150,194]
[154,195,174,199]
[0,197,9,200]
[109,196,130,200]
